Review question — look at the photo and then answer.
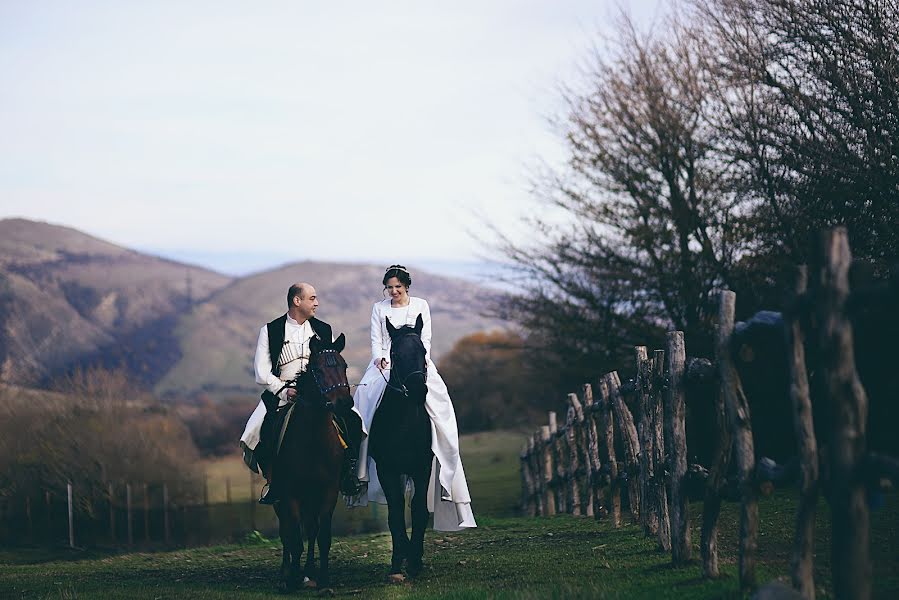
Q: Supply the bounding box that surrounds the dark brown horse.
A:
[272,333,352,591]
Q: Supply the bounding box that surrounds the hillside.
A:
[156,261,504,394]
[0,219,232,385]
[0,219,506,396]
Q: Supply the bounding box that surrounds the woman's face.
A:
[385,277,408,302]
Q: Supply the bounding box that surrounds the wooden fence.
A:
[0,472,384,549]
[518,228,897,600]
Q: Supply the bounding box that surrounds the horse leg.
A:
[302,506,320,588]
[317,508,334,587]
[276,500,302,593]
[380,467,410,576]
[407,464,432,577]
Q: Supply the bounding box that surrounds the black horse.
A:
[273,333,352,592]
[368,314,434,580]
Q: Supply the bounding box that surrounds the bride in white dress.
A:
[350,265,476,531]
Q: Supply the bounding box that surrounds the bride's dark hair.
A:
[383,264,412,288]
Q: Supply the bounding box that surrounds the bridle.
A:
[381,332,428,398]
[280,349,350,410]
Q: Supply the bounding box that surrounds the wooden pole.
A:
[666,331,691,564]
[108,482,115,543]
[652,350,671,551]
[549,412,567,513]
[566,394,583,516]
[143,483,150,543]
[531,432,544,516]
[45,491,51,536]
[203,476,209,507]
[126,483,133,547]
[541,425,556,515]
[582,384,603,519]
[786,265,819,599]
[25,496,33,541]
[225,477,232,505]
[67,482,74,549]
[703,297,736,578]
[635,347,656,536]
[817,228,870,600]
[719,290,757,589]
[163,483,171,544]
[598,377,621,527]
[606,371,640,523]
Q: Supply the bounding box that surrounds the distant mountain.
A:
[0,218,506,395]
[0,218,231,386]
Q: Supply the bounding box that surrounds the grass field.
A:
[3,429,898,599]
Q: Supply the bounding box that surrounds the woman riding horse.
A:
[352,265,477,580]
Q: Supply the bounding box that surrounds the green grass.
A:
[3,428,898,599]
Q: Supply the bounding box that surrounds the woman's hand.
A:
[374,357,389,371]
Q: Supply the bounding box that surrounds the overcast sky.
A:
[1,1,664,276]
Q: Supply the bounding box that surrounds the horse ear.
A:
[309,335,322,352]
[386,317,398,337]
[333,333,346,353]
[414,313,424,335]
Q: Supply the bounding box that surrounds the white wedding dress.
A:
[349,297,477,531]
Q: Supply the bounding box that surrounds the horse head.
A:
[386,314,428,402]
[305,333,353,410]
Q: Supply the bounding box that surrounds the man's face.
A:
[294,286,318,320]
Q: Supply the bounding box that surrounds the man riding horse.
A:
[240,282,364,504]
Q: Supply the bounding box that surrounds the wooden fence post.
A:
[126,483,133,547]
[703,296,736,578]
[719,290,757,589]
[67,482,74,549]
[635,347,657,536]
[666,331,691,564]
[787,265,819,599]
[143,483,150,543]
[817,228,870,600]
[25,496,33,541]
[108,482,115,543]
[163,483,171,544]
[541,425,556,516]
[652,350,671,551]
[582,384,604,519]
[549,412,568,513]
[606,371,640,523]
[225,477,232,505]
[532,432,544,516]
[598,377,621,527]
[566,393,584,516]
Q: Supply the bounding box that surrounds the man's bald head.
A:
[287,282,314,308]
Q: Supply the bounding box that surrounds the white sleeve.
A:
[370,303,384,362]
[420,299,433,360]
[254,325,285,396]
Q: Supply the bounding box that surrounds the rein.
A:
[279,349,350,410]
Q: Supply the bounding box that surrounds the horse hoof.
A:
[407,560,424,578]
[303,577,318,589]
[387,573,406,584]
[317,588,336,597]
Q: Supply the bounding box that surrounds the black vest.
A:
[266,314,332,377]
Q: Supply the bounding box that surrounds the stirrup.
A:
[258,482,280,505]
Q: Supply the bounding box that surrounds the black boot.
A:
[340,452,365,497]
